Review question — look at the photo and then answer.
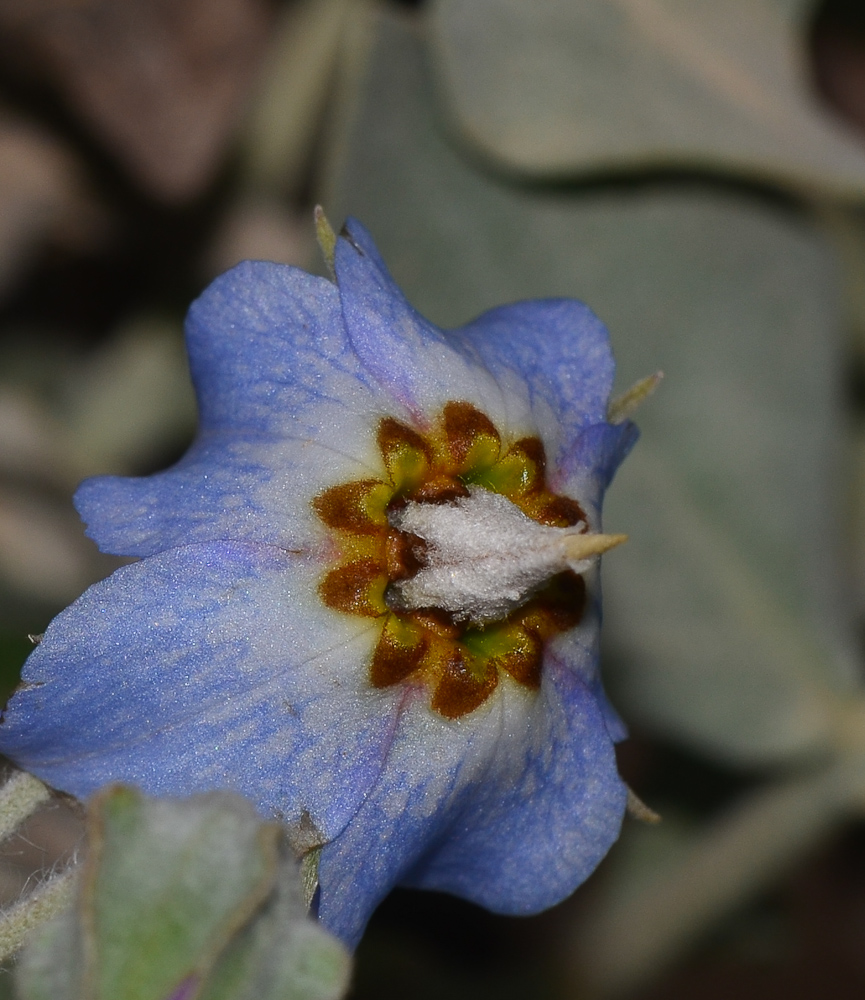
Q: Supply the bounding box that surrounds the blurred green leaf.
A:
[0,316,195,614]
[0,315,196,487]
[818,207,865,611]
[326,8,858,763]
[0,633,31,702]
[63,316,197,478]
[11,901,81,1000]
[242,0,351,198]
[198,860,349,1000]
[15,787,351,1000]
[428,0,865,197]
[570,761,850,995]
[0,487,115,611]
[0,0,273,202]
[88,786,276,1000]
[0,115,95,299]
[0,868,77,974]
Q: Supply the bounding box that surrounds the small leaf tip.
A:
[608,371,664,424]
[314,205,337,278]
[626,787,661,824]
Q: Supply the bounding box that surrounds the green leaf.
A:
[325,8,857,763]
[198,860,350,1000]
[85,786,278,1000]
[11,891,82,1000]
[241,0,352,198]
[15,787,351,1000]
[428,0,865,197]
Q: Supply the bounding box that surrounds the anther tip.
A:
[564,532,628,562]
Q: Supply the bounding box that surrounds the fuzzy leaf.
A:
[197,860,350,1000]
[15,787,350,1000]
[428,0,865,196]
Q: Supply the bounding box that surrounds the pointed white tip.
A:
[563,532,627,563]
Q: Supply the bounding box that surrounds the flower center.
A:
[312,402,616,719]
[388,486,620,625]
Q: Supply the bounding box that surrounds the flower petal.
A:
[317,654,625,946]
[75,432,380,558]
[407,659,626,906]
[558,421,639,517]
[336,218,631,502]
[452,299,618,469]
[0,542,401,840]
[77,260,400,558]
[547,593,628,742]
[186,261,370,436]
[336,219,526,433]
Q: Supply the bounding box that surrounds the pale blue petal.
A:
[548,583,629,742]
[317,651,625,946]
[0,543,400,840]
[186,262,368,436]
[558,421,639,519]
[336,220,526,435]
[407,660,626,907]
[590,678,629,744]
[451,300,619,473]
[75,431,380,558]
[77,261,399,558]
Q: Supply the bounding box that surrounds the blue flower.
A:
[0,218,637,946]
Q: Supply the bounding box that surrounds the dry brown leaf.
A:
[0,0,273,201]
[0,115,95,297]
[0,486,122,605]
[202,196,316,278]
